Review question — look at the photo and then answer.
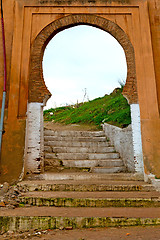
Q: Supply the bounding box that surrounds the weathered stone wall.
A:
[0,0,160,182]
[102,123,135,173]
[103,104,144,175]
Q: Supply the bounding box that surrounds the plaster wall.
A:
[0,0,160,182]
[102,123,135,173]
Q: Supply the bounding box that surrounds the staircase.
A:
[1,128,160,233]
[44,129,126,173]
[1,178,160,233]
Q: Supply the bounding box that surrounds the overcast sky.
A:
[43,25,127,109]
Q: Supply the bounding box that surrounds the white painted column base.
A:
[130,104,144,175]
[144,173,160,191]
[24,102,44,175]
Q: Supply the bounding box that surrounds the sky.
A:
[43,25,127,109]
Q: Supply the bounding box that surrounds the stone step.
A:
[17,180,155,192]
[44,140,111,148]
[44,159,124,168]
[1,207,160,232]
[43,129,126,175]
[19,198,160,208]
[29,172,144,181]
[64,159,124,168]
[44,136,107,142]
[45,152,120,160]
[19,191,160,207]
[44,146,115,153]
[91,166,126,173]
[21,191,160,199]
[44,129,104,137]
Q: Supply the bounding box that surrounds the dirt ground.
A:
[44,122,100,131]
[1,226,160,240]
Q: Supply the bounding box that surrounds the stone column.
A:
[24,102,44,175]
[130,104,144,175]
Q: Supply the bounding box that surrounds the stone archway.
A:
[29,14,138,104]
[25,14,143,176]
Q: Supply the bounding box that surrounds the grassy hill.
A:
[43,88,131,129]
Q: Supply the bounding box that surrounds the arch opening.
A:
[25,14,144,177]
[43,25,127,109]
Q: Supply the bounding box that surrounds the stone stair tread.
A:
[48,159,123,168]
[18,179,154,186]
[28,172,144,181]
[45,152,120,160]
[1,206,160,218]
[45,153,119,156]
[44,146,115,153]
[44,129,105,137]
[91,166,126,173]
[44,136,107,142]
[45,141,111,147]
[21,191,160,199]
[44,159,122,162]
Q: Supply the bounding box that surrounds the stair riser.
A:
[44,130,104,137]
[44,159,124,168]
[1,216,160,232]
[45,141,110,148]
[91,167,126,173]
[44,159,62,168]
[20,197,160,208]
[44,136,107,142]
[45,153,120,160]
[44,146,115,153]
[17,183,155,192]
[64,160,123,168]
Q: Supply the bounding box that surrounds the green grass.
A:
[43,88,131,128]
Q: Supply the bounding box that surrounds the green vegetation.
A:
[43,88,131,128]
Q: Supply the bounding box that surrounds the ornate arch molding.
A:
[29,14,138,104]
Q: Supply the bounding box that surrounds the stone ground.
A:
[1,226,160,240]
